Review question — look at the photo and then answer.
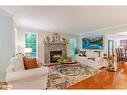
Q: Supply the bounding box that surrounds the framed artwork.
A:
[82,35,103,49]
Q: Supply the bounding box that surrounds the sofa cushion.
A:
[23,57,38,69]
[6,67,48,82]
[10,54,25,72]
[86,51,98,58]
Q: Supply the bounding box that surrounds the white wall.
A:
[16,23,127,63]
[0,10,14,81]
[79,24,127,53]
[15,27,79,64]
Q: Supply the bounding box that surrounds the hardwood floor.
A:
[67,62,127,89]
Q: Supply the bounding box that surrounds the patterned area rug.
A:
[47,65,98,89]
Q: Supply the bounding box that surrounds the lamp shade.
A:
[25,48,32,53]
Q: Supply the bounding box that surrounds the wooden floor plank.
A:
[67,62,127,89]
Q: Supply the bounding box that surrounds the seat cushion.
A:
[86,51,98,58]
[6,66,49,82]
[10,54,25,72]
[23,57,38,69]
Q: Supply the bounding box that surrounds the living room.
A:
[0,6,127,90]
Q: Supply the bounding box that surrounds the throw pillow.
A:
[23,57,38,69]
[79,51,86,56]
[94,51,101,57]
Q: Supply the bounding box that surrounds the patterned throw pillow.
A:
[79,51,86,56]
[23,57,38,69]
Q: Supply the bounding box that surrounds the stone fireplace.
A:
[44,42,67,64]
[50,51,62,63]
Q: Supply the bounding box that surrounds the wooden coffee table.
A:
[57,61,81,76]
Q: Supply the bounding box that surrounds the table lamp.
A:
[25,48,32,57]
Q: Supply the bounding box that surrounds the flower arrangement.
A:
[58,55,72,62]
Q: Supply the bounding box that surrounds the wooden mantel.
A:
[43,42,68,45]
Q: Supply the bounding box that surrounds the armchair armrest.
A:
[37,61,42,67]
[6,66,49,82]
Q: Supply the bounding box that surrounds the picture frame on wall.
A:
[82,35,103,49]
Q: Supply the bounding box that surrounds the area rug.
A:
[47,65,98,89]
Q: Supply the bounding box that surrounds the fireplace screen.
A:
[50,51,62,63]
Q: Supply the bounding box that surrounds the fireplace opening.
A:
[50,51,62,63]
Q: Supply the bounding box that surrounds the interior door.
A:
[108,40,114,58]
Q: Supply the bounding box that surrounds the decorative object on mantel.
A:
[46,36,50,43]
[43,42,68,45]
[52,33,60,43]
[62,37,67,43]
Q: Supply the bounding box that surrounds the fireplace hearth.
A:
[50,51,62,63]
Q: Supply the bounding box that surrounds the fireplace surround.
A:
[44,42,67,63]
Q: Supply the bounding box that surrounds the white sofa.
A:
[74,51,108,70]
[6,54,49,89]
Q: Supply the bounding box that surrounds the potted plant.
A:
[46,36,50,42]
[74,48,80,55]
[58,55,72,63]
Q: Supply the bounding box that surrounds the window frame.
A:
[69,37,77,56]
[25,32,38,58]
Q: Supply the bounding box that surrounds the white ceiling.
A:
[1,6,127,34]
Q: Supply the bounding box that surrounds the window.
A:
[120,40,127,48]
[69,38,77,56]
[25,32,38,58]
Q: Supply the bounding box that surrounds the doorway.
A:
[108,40,114,58]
